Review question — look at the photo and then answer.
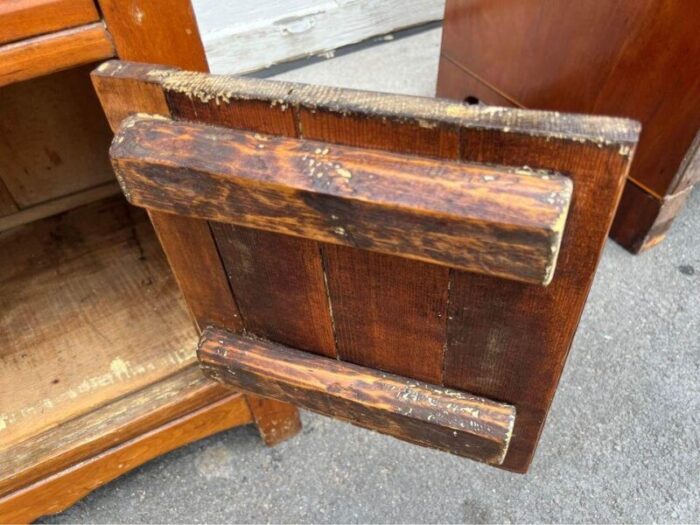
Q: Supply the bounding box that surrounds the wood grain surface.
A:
[98,62,639,471]
[0,392,251,523]
[0,23,114,87]
[111,116,572,284]
[199,327,516,465]
[0,365,232,497]
[0,0,100,45]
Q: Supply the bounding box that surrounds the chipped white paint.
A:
[192,0,445,75]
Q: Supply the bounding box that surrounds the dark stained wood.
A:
[611,181,694,253]
[101,63,639,471]
[446,125,637,472]
[163,73,337,361]
[438,0,700,251]
[0,0,100,45]
[91,58,302,446]
[111,116,573,285]
[211,224,336,357]
[0,392,252,524]
[199,327,516,466]
[322,246,447,383]
[0,23,114,87]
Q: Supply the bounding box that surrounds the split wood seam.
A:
[111,114,573,285]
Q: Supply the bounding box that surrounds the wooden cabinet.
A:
[437,0,700,252]
[0,3,299,523]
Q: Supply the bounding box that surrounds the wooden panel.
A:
[0,197,197,448]
[0,0,100,45]
[0,393,251,524]
[439,0,700,198]
[211,224,336,357]
[0,23,114,87]
[163,67,336,360]
[104,64,639,470]
[111,116,573,284]
[322,246,447,383]
[445,126,637,472]
[199,327,516,465]
[196,0,444,75]
[0,364,232,497]
[91,58,301,442]
[0,64,115,208]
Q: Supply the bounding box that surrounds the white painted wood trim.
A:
[193,0,445,75]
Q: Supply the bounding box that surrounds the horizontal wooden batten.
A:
[0,22,114,87]
[198,327,516,465]
[111,115,573,284]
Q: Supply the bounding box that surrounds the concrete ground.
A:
[45,28,699,524]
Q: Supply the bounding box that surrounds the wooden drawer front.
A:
[0,0,100,45]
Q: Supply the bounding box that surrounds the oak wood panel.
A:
[0,365,232,497]
[0,0,100,45]
[0,64,115,209]
[164,69,336,360]
[446,125,637,472]
[0,393,251,524]
[441,0,700,198]
[111,116,573,284]
[91,59,301,444]
[0,197,196,448]
[199,327,516,465]
[0,23,114,87]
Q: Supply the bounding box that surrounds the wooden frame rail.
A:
[198,327,516,465]
[111,115,572,285]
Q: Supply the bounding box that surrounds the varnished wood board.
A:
[0,22,114,87]
[0,392,251,524]
[0,364,232,496]
[0,0,100,45]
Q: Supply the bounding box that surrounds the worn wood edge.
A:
[158,70,640,148]
[0,393,251,523]
[198,327,516,465]
[0,22,115,87]
[0,364,232,497]
[111,115,573,285]
[0,182,120,233]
